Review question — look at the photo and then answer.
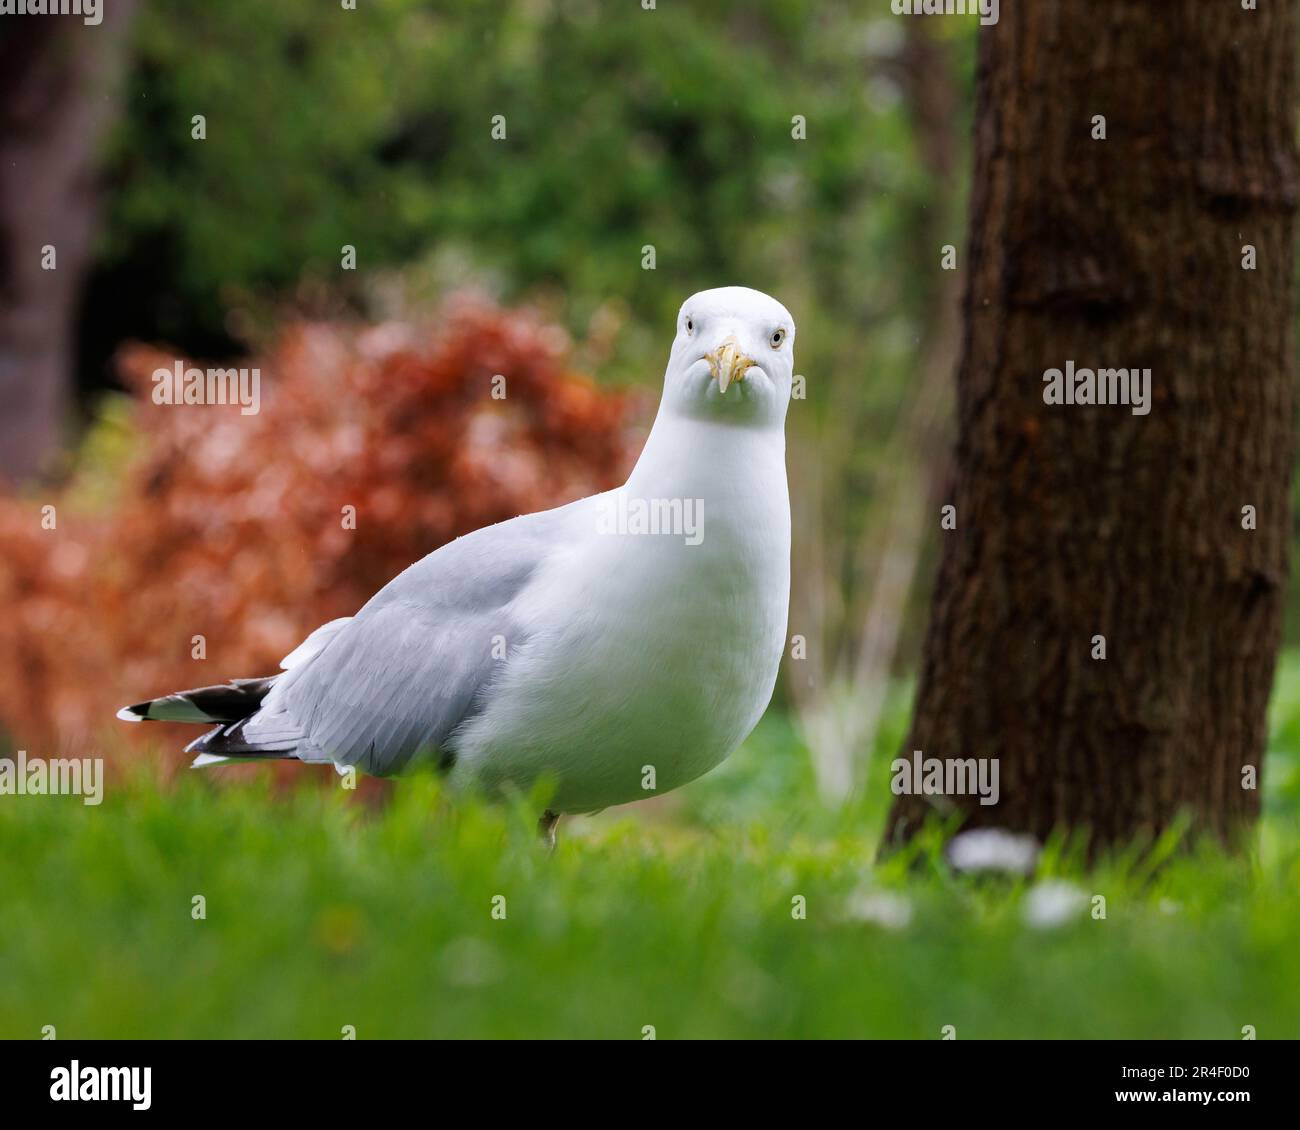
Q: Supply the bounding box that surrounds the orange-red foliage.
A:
[0,299,638,758]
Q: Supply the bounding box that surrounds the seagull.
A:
[117,286,795,844]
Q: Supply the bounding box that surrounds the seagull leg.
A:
[538,809,560,851]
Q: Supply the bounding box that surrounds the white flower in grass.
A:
[947,828,1040,875]
[1022,880,1088,929]
[845,890,913,930]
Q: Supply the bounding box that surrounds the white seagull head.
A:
[661,286,796,429]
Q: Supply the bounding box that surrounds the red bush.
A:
[0,298,638,757]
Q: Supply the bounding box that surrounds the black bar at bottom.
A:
[0,1037,1288,1115]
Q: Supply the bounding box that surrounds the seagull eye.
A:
[685,317,694,335]
[769,328,786,349]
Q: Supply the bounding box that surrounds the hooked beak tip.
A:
[708,336,754,395]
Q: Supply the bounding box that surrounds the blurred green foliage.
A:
[100,0,972,387]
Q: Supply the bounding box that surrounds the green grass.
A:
[3,668,1300,1040]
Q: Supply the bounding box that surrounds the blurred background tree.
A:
[885,0,1299,854]
[0,0,136,482]
[7,1,1299,831]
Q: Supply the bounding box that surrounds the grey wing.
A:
[238,500,581,775]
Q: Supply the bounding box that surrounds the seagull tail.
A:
[182,719,301,768]
[115,675,304,768]
[115,676,278,725]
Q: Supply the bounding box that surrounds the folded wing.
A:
[190,501,581,774]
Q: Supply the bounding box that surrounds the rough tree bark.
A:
[883,0,1298,854]
[0,3,136,485]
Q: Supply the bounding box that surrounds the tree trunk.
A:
[883,0,1298,854]
[0,3,136,485]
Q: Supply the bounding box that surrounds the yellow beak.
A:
[707,335,754,394]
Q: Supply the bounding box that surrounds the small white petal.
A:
[845,890,913,930]
[1022,880,1089,929]
[948,828,1040,875]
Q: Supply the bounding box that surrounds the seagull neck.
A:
[625,414,786,497]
